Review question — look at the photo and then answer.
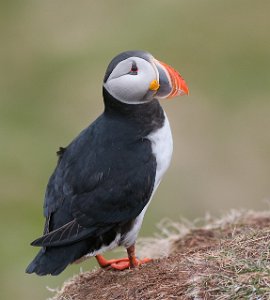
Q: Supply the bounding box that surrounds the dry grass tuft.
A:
[185,215,270,299]
[50,210,270,300]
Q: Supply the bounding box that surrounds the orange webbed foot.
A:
[111,257,152,270]
[96,255,151,271]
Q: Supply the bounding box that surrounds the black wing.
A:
[32,114,156,247]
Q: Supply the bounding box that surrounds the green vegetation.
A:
[1,1,270,299]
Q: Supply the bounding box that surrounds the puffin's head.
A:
[103,50,189,104]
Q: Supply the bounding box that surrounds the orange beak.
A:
[159,61,189,97]
[152,59,189,99]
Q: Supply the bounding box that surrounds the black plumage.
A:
[26,87,165,275]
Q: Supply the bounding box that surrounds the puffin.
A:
[26,50,188,276]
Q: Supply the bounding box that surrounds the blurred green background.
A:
[1,0,270,299]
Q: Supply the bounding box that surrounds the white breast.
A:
[147,112,173,190]
[121,112,173,248]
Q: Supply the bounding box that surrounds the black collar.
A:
[103,87,165,135]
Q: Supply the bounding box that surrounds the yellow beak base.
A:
[149,79,160,91]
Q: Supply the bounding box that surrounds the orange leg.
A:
[95,245,151,271]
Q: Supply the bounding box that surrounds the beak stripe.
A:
[159,61,189,98]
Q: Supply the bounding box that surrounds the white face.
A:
[104,57,159,104]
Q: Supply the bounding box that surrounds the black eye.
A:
[129,61,138,74]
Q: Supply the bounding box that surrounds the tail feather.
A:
[26,227,119,275]
[26,242,90,276]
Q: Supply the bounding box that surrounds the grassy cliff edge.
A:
[49,210,270,300]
